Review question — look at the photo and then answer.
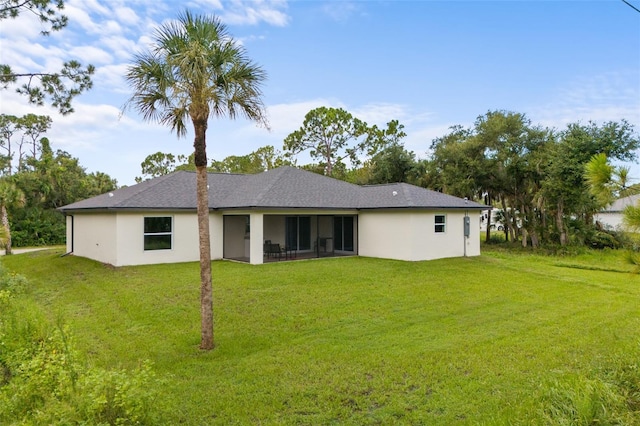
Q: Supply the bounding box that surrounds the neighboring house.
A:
[59,166,487,266]
[594,193,640,230]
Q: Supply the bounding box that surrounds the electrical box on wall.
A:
[464,216,470,237]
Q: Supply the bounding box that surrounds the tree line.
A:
[0,113,117,252]
[138,107,639,249]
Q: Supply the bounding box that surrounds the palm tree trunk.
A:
[194,120,214,350]
[1,205,11,255]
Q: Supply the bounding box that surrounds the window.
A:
[144,217,172,250]
[435,215,446,233]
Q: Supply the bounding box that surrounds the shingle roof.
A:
[59,166,487,212]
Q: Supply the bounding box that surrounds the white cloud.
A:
[102,19,125,36]
[114,6,140,26]
[530,70,640,130]
[353,103,410,126]
[100,35,140,61]
[71,0,111,16]
[0,11,42,40]
[321,1,361,22]
[404,124,458,159]
[218,0,290,26]
[63,3,103,35]
[69,46,113,65]
[191,0,225,10]
[265,99,336,135]
[94,64,129,94]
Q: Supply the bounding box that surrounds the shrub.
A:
[541,375,630,425]
[585,231,621,250]
[76,361,159,425]
[0,266,161,425]
[0,264,28,294]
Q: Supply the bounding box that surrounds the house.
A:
[594,193,640,230]
[58,166,487,266]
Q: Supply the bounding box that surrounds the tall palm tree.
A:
[125,11,268,350]
[0,180,25,255]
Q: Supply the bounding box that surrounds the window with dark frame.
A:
[435,215,446,233]
[144,217,172,250]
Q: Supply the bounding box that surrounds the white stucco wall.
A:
[594,212,624,230]
[69,211,224,267]
[69,213,118,265]
[68,208,480,266]
[359,210,480,261]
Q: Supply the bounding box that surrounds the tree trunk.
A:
[530,231,539,248]
[557,200,567,246]
[193,119,214,350]
[500,197,511,242]
[485,194,491,242]
[1,205,11,255]
[521,228,528,248]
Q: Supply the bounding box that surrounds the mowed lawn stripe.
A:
[3,248,639,424]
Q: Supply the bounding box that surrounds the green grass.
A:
[3,248,640,424]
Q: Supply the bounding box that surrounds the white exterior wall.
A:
[68,208,480,266]
[70,211,224,267]
[210,213,224,260]
[70,213,118,265]
[359,210,480,261]
[594,212,624,230]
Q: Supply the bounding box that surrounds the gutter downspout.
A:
[61,214,74,257]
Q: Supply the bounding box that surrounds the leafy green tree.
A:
[9,139,117,247]
[430,125,484,198]
[136,152,179,183]
[585,153,630,208]
[283,107,370,176]
[473,111,550,245]
[431,111,552,246]
[368,143,419,184]
[210,145,291,174]
[541,120,638,245]
[0,114,52,174]
[584,153,640,232]
[135,152,199,182]
[125,10,268,350]
[17,114,52,170]
[0,114,18,175]
[0,0,94,114]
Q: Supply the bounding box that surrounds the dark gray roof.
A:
[59,166,487,212]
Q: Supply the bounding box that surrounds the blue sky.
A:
[1,0,639,186]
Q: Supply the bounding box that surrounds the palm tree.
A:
[125,11,268,350]
[0,180,25,255]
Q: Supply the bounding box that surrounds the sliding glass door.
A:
[334,216,354,251]
[286,216,311,250]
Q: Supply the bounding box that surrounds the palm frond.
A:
[123,9,268,138]
[623,203,640,231]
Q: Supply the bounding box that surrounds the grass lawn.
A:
[3,247,640,424]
